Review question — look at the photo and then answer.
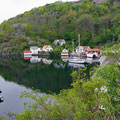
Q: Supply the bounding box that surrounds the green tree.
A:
[25,23,33,36]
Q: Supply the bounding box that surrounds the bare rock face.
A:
[28,40,36,45]
[113,0,120,5]
[92,0,108,5]
[71,0,83,4]
[92,0,120,5]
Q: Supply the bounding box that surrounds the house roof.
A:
[24,51,32,53]
[87,49,99,52]
[30,46,38,49]
[59,39,65,42]
[43,45,49,49]
[76,46,90,50]
[54,40,59,42]
[62,49,68,52]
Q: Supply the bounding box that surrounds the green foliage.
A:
[0,0,120,52]
[9,63,120,119]
[25,23,33,36]
[49,46,63,55]
[0,21,14,33]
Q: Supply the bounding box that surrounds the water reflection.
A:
[0,95,3,103]
[61,56,69,62]
[23,55,100,81]
[0,76,32,117]
[0,56,73,94]
[68,62,86,69]
[30,56,42,63]
[0,55,100,116]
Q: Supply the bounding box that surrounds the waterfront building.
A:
[76,46,90,54]
[42,45,53,52]
[54,39,66,46]
[61,49,69,56]
[30,46,42,54]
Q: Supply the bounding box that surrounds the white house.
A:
[86,49,100,58]
[30,46,42,54]
[76,46,90,54]
[24,51,32,56]
[54,40,59,45]
[61,49,69,56]
[54,39,66,46]
[42,45,53,52]
[59,39,66,46]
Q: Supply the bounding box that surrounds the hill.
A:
[0,0,120,53]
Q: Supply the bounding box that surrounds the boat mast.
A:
[78,33,81,80]
[78,34,80,56]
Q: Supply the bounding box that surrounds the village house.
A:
[59,39,66,46]
[24,51,32,56]
[76,46,90,54]
[42,45,53,52]
[61,49,69,56]
[30,46,42,54]
[54,39,66,46]
[54,40,59,45]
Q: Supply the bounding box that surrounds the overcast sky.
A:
[0,0,77,24]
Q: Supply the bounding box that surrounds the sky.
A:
[0,0,77,24]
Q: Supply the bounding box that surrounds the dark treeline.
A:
[0,0,120,53]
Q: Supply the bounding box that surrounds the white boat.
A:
[69,57,86,64]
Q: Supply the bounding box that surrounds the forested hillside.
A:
[0,0,120,53]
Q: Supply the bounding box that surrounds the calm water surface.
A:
[0,56,99,116]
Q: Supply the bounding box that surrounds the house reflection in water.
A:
[30,56,42,64]
[42,58,53,65]
[61,56,69,62]
[0,96,3,103]
[0,90,3,103]
[54,63,66,69]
